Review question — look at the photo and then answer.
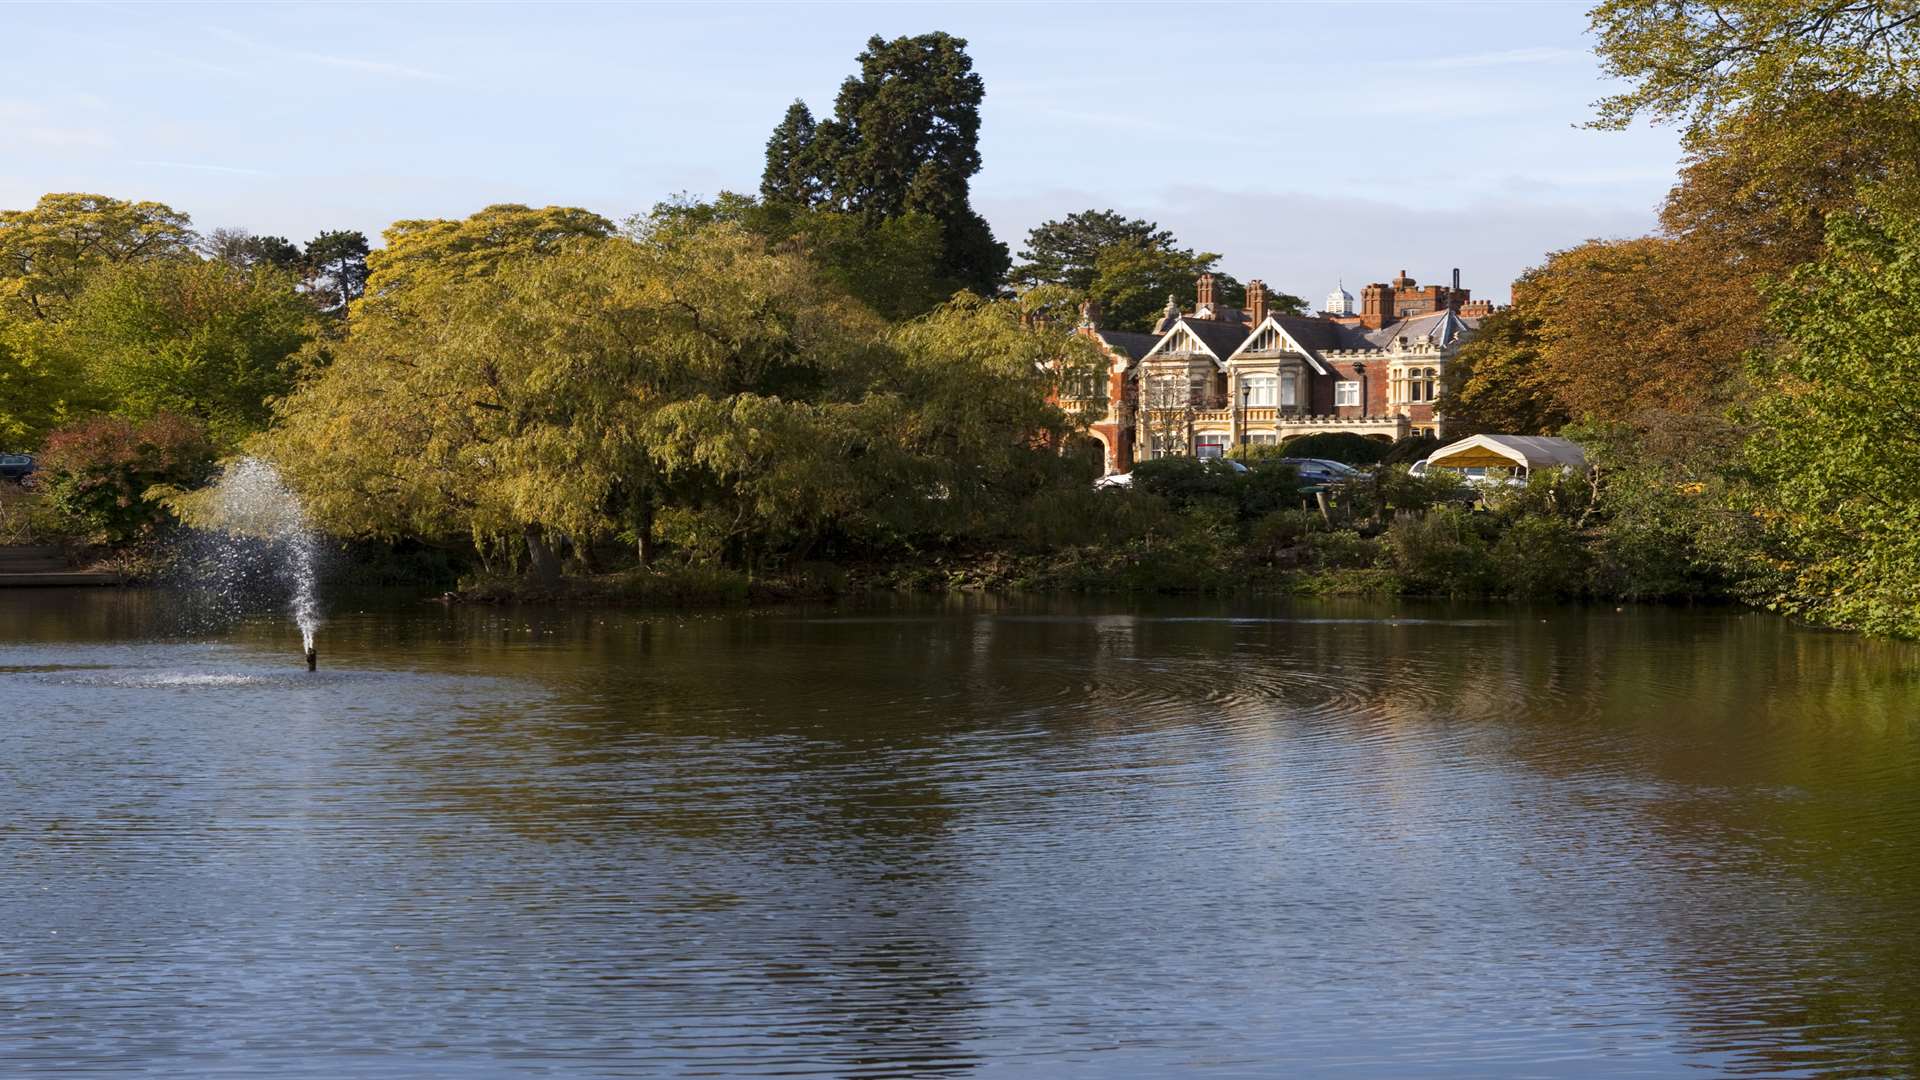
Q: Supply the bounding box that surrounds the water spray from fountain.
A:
[197,457,323,669]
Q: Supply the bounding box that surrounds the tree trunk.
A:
[635,498,655,567]
[523,523,562,586]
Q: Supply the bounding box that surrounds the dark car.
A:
[0,453,35,482]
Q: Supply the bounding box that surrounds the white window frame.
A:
[1242,374,1277,407]
[1335,381,1361,407]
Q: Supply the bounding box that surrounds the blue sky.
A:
[3,1,1681,305]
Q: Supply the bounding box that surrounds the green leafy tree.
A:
[0,193,197,321]
[69,260,314,443]
[1741,204,1920,636]
[0,317,88,448]
[759,32,1009,295]
[653,192,950,320]
[1589,0,1920,136]
[202,228,303,271]
[761,101,827,205]
[1016,210,1296,330]
[1438,304,1568,435]
[364,205,612,304]
[264,215,1099,579]
[303,230,371,312]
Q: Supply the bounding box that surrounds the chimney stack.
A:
[1079,298,1102,329]
[1195,273,1216,315]
[1360,282,1395,330]
[1246,279,1267,327]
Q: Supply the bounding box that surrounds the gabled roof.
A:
[1090,326,1159,367]
[1140,316,1252,364]
[1364,308,1479,350]
[1428,434,1588,471]
[1225,314,1343,374]
[1092,329,1161,366]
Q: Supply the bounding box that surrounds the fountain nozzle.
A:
[305,645,317,672]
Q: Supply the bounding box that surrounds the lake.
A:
[3,589,1918,1078]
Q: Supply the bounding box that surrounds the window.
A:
[1147,376,1186,410]
[1335,381,1361,407]
[1280,374,1297,408]
[1196,435,1228,459]
[1189,374,1210,404]
[1411,366,1437,403]
[1063,371,1103,400]
[1247,432,1279,445]
[1242,374,1277,407]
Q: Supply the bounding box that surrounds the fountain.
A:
[198,457,324,669]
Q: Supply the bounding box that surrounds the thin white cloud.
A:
[204,26,448,83]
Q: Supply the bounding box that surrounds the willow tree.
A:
[265,215,1105,579]
[266,218,888,578]
[360,203,615,307]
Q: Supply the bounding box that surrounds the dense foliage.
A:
[759,32,1007,296]
[262,209,1104,580]
[1014,210,1305,331]
[1739,205,1920,636]
[36,413,215,544]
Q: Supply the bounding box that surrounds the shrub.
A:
[1303,528,1381,570]
[1130,456,1244,512]
[1247,508,1326,560]
[1386,506,1495,594]
[1490,515,1590,598]
[1238,459,1304,519]
[1354,465,1470,518]
[1382,434,1442,466]
[1228,441,1290,463]
[36,413,215,544]
[1278,431,1391,465]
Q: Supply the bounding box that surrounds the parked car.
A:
[0,453,33,482]
[1093,458,1247,491]
[1276,457,1360,485]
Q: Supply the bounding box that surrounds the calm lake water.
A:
[4,590,1919,1078]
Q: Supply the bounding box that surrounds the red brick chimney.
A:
[1246,279,1267,327]
[1195,273,1216,314]
[1360,282,1395,330]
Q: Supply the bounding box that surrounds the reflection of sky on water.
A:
[2,592,1918,1077]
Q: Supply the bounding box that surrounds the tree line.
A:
[1431,0,1920,637]
[7,13,1920,637]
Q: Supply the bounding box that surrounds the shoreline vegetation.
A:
[8,12,1920,636]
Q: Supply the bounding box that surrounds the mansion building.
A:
[1070,269,1496,475]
